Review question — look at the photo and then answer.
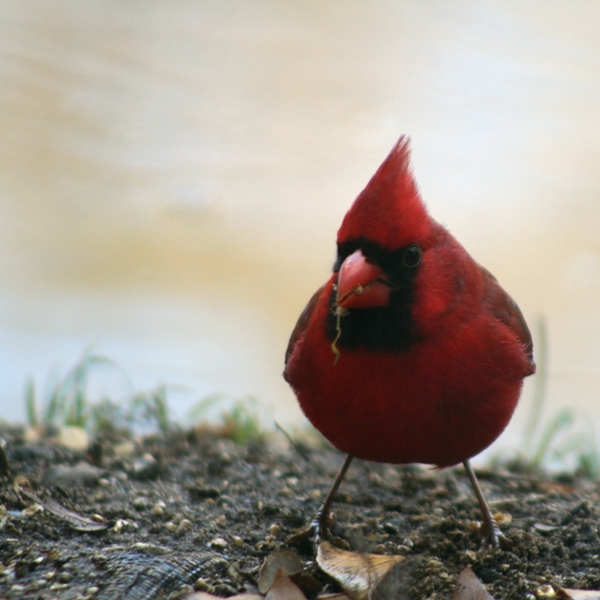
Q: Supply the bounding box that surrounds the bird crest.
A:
[337,136,433,250]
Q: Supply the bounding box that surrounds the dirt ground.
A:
[1,425,600,600]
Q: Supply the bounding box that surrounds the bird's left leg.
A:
[286,454,354,547]
[463,460,510,549]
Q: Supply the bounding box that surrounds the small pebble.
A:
[113,441,135,457]
[165,521,177,533]
[59,571,73,583]
[195,578,209,591]
[113,519,126,533]
[86,586,99,596]
[57,426,89,451]
[133,542,170,556]
[373,544,387,554]
[268,523,281,536]
[215,515,227,527]
[132,497,150,511]
[231,536,243,546]
[536,585,556,598]
[176,519,192,537]
[426,559,444,571]
[209,537,228,550]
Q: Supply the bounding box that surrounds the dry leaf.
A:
[266,568,308,600]
[21,490,108,532]
[453,567,495,600]
[317,540,404,600]
[557,590,600,600]
[184,593,263,600]
[258,548,304,594]
[534,523,559,534]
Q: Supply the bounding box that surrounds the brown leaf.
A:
[557,590,600,600]
[184,593,263,600]
[258,548,305,594]
[266,568,308,600]
[454,567,495,600]
[20,489,108,532]
[317,541,404,600]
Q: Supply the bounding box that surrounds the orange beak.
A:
[336,250,391,309]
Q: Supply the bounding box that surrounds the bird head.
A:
[333,137,436,313]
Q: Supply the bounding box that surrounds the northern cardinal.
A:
[284,136,535,548]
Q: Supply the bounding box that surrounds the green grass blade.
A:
[25,377,38,427]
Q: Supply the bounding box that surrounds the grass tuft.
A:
[188,393,265,444]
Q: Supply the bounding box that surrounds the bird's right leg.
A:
[463,459,510,549]
[286,454,354,547]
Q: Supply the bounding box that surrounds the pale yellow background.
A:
[1,2,599,462]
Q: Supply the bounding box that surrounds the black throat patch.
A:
[326,238,421,352]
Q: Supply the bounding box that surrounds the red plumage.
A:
[284,136,535,469]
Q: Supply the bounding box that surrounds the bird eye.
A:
[402,244,422,268]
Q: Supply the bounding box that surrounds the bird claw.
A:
[285,509,333,551]
[481,517,513,550]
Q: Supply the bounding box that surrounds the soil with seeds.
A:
[1,425,600,600]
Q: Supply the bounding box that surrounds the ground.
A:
[1,425,600,600]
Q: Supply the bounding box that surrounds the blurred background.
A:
[0,1,599,462]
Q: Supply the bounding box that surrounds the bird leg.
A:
[286,454,354,547]
[463,459,510,549]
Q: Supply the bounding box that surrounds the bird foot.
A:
[285,509,333,551]
[481,517,513,550]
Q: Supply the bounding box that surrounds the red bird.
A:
[284,136,535,548]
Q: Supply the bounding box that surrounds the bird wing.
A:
[284,284,326,371]
[480,265,536,375]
